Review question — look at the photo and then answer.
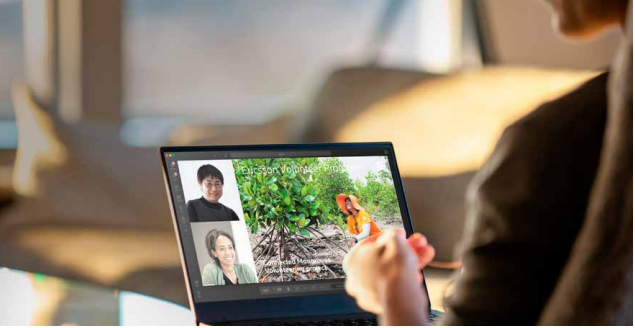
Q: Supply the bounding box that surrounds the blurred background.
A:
[0,0,622,325]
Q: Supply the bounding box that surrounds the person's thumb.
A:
[381,229,410,261]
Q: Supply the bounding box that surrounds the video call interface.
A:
[165,150,407,302]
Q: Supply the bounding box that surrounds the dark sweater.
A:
[187,197,239,222]
[444,73,610,325]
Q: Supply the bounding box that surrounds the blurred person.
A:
[336,194,382,248]
[188,164,239,222]
[202,229,257,286]
[344,0,632,325]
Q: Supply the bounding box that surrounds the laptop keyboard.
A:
[224,310,443,326]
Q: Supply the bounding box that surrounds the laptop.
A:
[160,142,442,325]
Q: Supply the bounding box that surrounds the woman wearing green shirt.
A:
[202,229,258,286]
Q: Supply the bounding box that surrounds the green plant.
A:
[353,159,400,221]
[234,158,326,236]
[314,157,355,236]
[232,157,399,281]
[234,158,349,273]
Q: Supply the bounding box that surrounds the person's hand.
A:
[343,229,435,325]
[406,232,436,283]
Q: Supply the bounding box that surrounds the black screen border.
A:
[160,142,431,324]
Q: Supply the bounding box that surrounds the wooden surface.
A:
[424,267,455,312]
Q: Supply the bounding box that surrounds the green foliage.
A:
[354,160,400,220]
[234,157,400,237]
[234,158,327,235]
[314,158,356,235]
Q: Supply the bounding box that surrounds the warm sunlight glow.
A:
[11,83,69,196]
[336,67,599,177]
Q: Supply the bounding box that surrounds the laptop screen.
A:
[163,145,412,304]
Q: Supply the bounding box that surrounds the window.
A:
[123,0,463,124]
[0,0,23,148]
[0,0,23,119]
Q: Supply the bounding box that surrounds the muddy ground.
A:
[249,216,403,283]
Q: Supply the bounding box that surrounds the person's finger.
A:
[344,274,358,298]
[342,248,357,275]
[355,292,384,315]
[344,241,384,283]
[407,234,436,268]
[347,275,383,314]
[376,229,406,244]
[410,244,435,269]
[377,229,403,245]
[358,233,381,246]
[419,245,435,267]
[407,234,429,257]
[345,237,369,262]
[407,233,428,249]
[380,229,409,261]
[345,239,380,269]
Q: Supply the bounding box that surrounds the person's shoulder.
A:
[490,72,609,170]
[235,263,252,276]
[509,72,608,138]
[470,73,609,202]
[358,210,372,222]
[220,203,240,219]
[187,198,201,222]
[236,263,251,271]
[202,263,222,285]
[203,262,220,275]
[219,203,233,210]
[236,263,257,281]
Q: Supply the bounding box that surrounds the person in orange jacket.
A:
[336,194,382,248]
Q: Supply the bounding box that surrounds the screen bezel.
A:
[160,142,431,324]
